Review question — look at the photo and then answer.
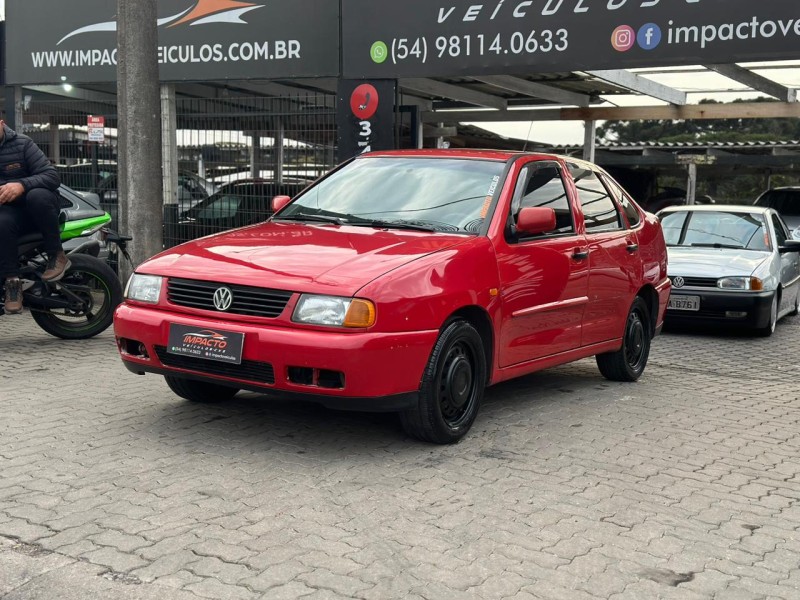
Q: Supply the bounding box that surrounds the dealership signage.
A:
[6,0,339,84]
[342,0,800,78]
[337,80,396,162]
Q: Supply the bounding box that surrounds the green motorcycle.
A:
[1,186,127,339]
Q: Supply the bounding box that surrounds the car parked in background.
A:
[171,179,309,244]
[56,163,216,224]
[659,205,800,336]
[754,187,800,231]
[114,150,670,443]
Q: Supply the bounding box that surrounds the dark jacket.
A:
[0,124,60,192]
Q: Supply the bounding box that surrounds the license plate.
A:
[167,324,245,364]
[668,295,700,311]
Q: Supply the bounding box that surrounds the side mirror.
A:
[271,195,291,213]
[778,239,800,253]
[516,207,557,236]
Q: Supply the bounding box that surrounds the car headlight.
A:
[717,276,764,291]
[292,294,376,328]
[125,274,164,303]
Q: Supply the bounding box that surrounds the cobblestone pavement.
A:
[1,311,800,600]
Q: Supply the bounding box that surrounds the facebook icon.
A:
[637,23,662,50]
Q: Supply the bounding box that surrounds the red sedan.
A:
[114,150,670,443]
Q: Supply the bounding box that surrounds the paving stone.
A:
[1,314,800,598]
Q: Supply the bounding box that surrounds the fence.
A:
[14,92,337,248]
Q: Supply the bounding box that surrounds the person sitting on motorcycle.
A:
[0,119,66,315]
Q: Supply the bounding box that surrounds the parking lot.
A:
[2,313,800,599]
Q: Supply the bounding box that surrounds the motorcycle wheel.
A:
[30,253,123,340]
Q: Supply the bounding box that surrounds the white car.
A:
[658,205,800,336]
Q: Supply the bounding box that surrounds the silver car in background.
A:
[658,205,800,336]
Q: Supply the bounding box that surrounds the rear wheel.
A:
[597,297,651,382]
[164,375,239,403]
[400,320,486,444]
[30,254,123,339]
[789,290,799,317]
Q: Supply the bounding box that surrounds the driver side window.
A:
[509,162,575,241]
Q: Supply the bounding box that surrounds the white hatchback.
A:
[658,205,800,336]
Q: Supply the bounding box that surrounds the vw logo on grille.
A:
[672,276,685,289]
[212,287,234,311]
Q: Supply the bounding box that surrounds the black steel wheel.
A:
[400,319,486,444]
[596,297,651,382]
[164,375,239,403]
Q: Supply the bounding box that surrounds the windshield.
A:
[186,193,244,220]
[661,210,770,251]
[277,157,505,234]
[755,190,800,216]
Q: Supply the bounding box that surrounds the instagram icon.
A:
[611,25,636,52]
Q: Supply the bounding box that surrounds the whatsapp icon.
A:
[370,41,388,64]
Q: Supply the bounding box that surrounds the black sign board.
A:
[337,79,397,162]
[343,0,800,78]
[167,324,245,365]
[6,0,339,84]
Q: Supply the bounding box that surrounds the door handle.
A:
[572,249,589,261]
[627,243,639,253]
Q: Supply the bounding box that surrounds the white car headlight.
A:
[717,276,763,291]
[125,274,164,303]
[292,294,376,328]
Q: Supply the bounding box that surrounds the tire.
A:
[30,253,123,340]
[597,297,651,382]
[164,375,239,403]
[757,292,778,337]
[789,290,799,317]
[400,320,486,444]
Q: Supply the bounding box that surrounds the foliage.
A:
[598,98,800,144]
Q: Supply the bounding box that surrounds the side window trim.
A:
[600,173,641,230]
[567,163,624,234]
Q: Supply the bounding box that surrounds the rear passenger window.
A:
[603,176,641,228]
[509,162,575,239]
[567,163,623,233]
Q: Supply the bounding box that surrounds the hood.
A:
[667,246,770,278]
[0,124,17,146]
[140,221,471,295]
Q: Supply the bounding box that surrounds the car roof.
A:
[361,148,577,163]
[659,204,774,217]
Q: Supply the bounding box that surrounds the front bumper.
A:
[665,289,774,329]
[114,304,439,411]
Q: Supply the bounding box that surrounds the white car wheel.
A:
[758,294,778,337]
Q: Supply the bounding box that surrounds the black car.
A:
[754,187,800,234]
[171,179,308,244]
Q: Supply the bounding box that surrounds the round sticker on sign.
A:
[350,84,379,120]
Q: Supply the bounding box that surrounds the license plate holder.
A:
[167,324,245,364]
[668,294,700,312]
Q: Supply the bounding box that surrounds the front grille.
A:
[672,276,718,288]
[167,278,292,318]
[155,346,275,384]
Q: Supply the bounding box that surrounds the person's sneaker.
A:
[42,250,71,282]
[3,278,23,314]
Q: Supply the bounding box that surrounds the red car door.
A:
[494,159,589,367]
[566,161,642,346]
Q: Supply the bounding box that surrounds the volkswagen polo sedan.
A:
[659,205,800,336]
[114,150,670,443]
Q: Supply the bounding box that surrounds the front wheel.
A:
[30,253,123,339]
[597,297,651,382]
[164,375,239,403]
[400,320,486,444]
[757,292,778,337]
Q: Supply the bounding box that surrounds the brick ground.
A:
[1,311,799,599]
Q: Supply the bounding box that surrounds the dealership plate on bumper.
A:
[167,324,245,364]
[668,295,700,311]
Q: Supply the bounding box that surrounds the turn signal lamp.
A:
[343,299,376,328]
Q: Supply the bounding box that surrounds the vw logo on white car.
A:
[213,287,234,311]
[672,276,685,289]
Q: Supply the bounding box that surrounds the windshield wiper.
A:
[273,214,345,225]
[690,243,745,249]
[350,218,437,232]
